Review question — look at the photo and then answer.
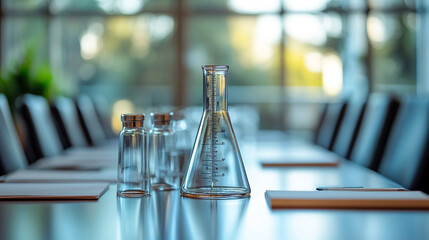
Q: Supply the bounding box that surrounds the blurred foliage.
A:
[0,48,56,110]
[187,16,280,87]
[286,40,323,87]
[372,14,416,90]
[58,16,175,86]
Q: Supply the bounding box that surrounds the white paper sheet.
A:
[0,182,109,200]
[5,170,117,183]
[266,190,429,209]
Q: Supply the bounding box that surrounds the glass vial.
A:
[173,110,192,180]
[117,113,151,197]
[181,65,251,199]
[149,112,180,191]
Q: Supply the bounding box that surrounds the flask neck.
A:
[202,66,228,112]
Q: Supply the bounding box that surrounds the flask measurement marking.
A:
[201,142,225,146]
[202,158,225,162]
[204,73,224,189]
[210,73,217,189]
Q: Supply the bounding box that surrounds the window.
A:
[0,0,424,132]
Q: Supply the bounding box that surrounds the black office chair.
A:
[377,96,429,192]
[332,95,367,159]
[349,93,400,170]
[51,96,89,149]
[315,100,348,150]
[75,95,107,146]
[16,94,64,163]
[0,94,28,175]
[92,95,116,139]
[313,103,328,143]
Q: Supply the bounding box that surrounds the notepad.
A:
[265,190,429,209]
[5,170,117,183]
[0,183,109,200]
[260,150,340,167]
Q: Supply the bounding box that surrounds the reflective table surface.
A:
[1,133,429,240]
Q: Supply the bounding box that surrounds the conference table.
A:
[0,131,428,240]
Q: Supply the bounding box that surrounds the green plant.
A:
[0,48,56,109]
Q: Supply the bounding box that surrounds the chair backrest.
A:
[16,94,63,162]
[332,96,367,159]
[315,101,347,150]
[0,94,28,175]
[313,103,328,143]
[349,93,400,170]
[378,96,429,191]
[75,95,106,146]
[92,95,115,138]
[51,96,88,149]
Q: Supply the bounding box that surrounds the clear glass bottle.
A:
[181,65,251,199]
[149,112,180,191]
[117,114,151,197]
[173,109,192,180]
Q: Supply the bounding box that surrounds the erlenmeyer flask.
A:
[181,65,251,199]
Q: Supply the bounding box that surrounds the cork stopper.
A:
[121,113,145,128]
[150,112,173,127]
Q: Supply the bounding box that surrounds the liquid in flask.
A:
[181,65,251,199]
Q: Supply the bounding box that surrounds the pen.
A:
[316,187,408,191]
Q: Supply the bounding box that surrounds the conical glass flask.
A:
[181,65,251,199]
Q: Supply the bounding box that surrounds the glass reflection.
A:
[117,197,155,240]
[117,191,180,240]
[152,191,180,240]
[180,198,249,240]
